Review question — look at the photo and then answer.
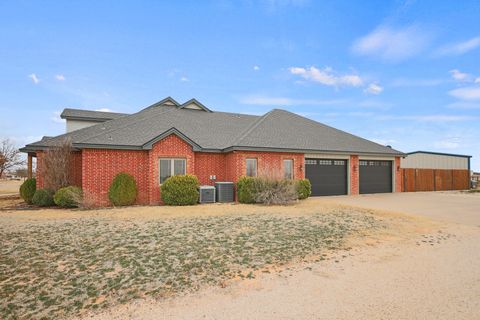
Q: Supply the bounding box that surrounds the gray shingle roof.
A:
[60,108,128,121]
[21,98,403,156]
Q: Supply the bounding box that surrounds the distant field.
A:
[0,180,22,195]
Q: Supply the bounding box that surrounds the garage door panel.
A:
[359,160,392,194]
[306,159,347,196]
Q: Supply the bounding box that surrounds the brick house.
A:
[21,97,404,206]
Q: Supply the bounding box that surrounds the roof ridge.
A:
[232,110,274,146]
[274,109,403,154]
[76,106,177,144]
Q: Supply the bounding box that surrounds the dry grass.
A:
[0,200,391,320]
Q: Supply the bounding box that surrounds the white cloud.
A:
[449,86,480,101]
[450,69,471,82]
[28,73,39,84]
[240,95,347,106]
[180,77,189,82]
[364,83,383,95]
[475,77,480,84]
[289,66,363,87]
[55,74,66,81]
[437,37,480,56]
[253,65,260,71]
[95,108,114,112]
[51,111,65,124]
[351,25,430,61]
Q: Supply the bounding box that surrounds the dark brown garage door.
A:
[305,159,348,196]
[359,160,392,194]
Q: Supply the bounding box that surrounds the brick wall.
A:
[350,155,359,195]
[82,149,149,206]
[69,151,83,187]
[148,134,195,204]
[35,151,44,189]
[195,152,226,185]
[226,151,305,181]
[394,156,402,192]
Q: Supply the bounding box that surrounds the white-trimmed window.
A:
[159,158,186,184]
[246,158,257,177]
[284,159,293,179]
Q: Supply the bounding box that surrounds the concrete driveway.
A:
[324,191,480,226]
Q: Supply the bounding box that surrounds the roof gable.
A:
[178,98,212,112]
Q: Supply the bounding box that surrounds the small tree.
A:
[0,139,25,179]
[40,138,73,191]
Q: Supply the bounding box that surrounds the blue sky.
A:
[1,0,479,169]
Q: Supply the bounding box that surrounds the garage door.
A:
[359,160,392,194]
[305,159,348,196]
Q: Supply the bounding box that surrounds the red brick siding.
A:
[148,134,195,204]
[35,151,45,189]
[82,149,149,206]
[226,151,305,181]
[195,152,226,185]
[350,155,359,195]
[69,151,83,187]
[394,156,402,192]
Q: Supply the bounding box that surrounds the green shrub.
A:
[296,179,312,200]
[54,186,83,208]
[108,173,137,206]
[237,176,256,204]
[32,189,55,207]
[161,174,199,205]
[20,178,36,204]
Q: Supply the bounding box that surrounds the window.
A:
[159,158,186,184]
[334,160,345,165]
[319,160,332,165]
[305,159,316,165]
[284,159,293,179]
[246,158,257,177]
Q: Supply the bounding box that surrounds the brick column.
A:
[394,156,402,192]
[350,155,359,195]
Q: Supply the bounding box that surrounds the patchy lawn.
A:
[0,202,389,319]
[0,179,22,195]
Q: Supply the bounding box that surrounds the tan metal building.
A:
[401,151,472,192]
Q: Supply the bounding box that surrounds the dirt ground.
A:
[0,179,22,195]
[80,193,480,320]
[2,197,424,319]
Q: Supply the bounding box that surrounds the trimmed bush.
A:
[237,176,256,204]
[161,174,199,206]
[54,186,83,208]
[32,189,55,207]
[108,173,137,206]
[296,179,312,200]
[20,178,36,204]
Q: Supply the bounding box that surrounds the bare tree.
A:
[0,139,25,178]
[40,138,73,191]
